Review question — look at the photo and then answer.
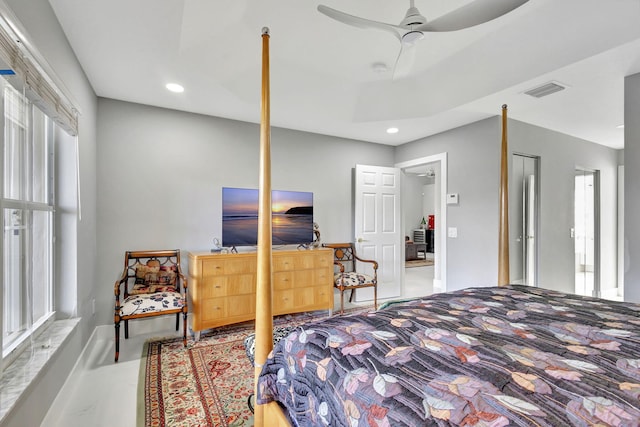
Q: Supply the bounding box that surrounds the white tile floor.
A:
[41,264,435,427]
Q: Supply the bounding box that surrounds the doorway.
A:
[574,168,600,297]
[511,154,539,286]
[396,153,447,294]
[402,162,438,297]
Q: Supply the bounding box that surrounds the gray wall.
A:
[395,116,620,294]
[509,119,619,296]
[397,118,502,290]
[402,174,431,237]
[95,98,394,326]
[625,72,640,302]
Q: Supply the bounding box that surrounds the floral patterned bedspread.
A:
[256,285,640,426]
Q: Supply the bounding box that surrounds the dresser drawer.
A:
[201,294,255,321]
[274,271,294,290]
[202,257,255,276]
[293,286,316,308]
[294,253,316,270]
[274,289,295,312]
[314,285,333,307]
[273,255,296,271]
[315,253,332,269]
[201,274,255,298]
[314,267,332,286]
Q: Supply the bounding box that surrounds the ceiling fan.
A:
[317,0,529,79]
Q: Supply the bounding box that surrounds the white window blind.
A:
[0,16,77,136]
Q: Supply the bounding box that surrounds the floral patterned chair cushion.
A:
[119,291,184,317]
[334,271,375,287]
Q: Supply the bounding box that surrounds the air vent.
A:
[524,81,567,98]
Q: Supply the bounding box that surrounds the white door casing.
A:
[395,153,448,293]
[354,164,402,301]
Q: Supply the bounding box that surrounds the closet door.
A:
[510,154,539,286]
[574,168,600,297]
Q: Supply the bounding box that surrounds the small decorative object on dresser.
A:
[312,222,321,248]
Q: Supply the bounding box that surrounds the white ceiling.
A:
[47,0,640,149]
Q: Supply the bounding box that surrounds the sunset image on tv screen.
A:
[222,187,313,247]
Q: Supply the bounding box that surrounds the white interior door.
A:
[525,174,536,286]
[574,169,599,297]
[354,164,402,301]
[511,154,538,286]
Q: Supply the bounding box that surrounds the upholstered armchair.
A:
[113,249,187,362]
[322,243,378,314]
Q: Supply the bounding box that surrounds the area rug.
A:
[138,308,370,427]
[405,258,434,268]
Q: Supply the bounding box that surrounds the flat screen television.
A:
[222,187,314,247]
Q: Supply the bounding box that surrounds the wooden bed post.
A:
[254,27,273,427]
[498,104,510,286]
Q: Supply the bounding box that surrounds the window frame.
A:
[1,79,56,365]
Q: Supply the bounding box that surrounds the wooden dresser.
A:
[188,248,334,332]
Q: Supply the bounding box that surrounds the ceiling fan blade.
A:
[416,0,529,32]
[392,41,417,80]
[317,5,402,41]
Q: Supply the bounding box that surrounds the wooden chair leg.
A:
[348,288,356,302]
[175,313,180,331]
[373,286,377,311]
[114,322,120,362]
[340,289,345,315]
[182,311,187,347]
[124,319,129,339]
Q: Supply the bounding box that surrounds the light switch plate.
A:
[446,193,459,204]
[448,227,458,238]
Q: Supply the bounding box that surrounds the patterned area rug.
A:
[139,308,370,426]
[405,258,434,268]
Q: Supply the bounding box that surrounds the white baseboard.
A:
[601,287,623,301]
[433,279,443,293]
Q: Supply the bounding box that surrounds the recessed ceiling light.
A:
[386,127,399,134]
[617,124,625,129]
[166,83,184,93]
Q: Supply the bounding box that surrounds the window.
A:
[1,78,55,357]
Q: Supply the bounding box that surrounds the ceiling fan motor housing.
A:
[401,7,427,28]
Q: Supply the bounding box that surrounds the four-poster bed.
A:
[251,31,640,426]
